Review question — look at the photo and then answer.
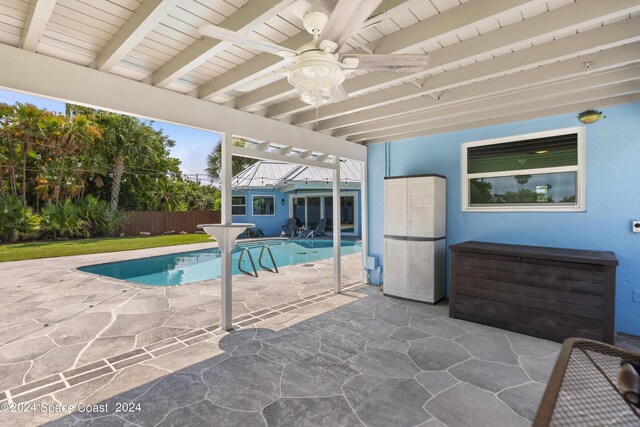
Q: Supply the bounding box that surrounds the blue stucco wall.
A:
[233,188,362,237]
[232,189,288,236]
[367,102,640,336]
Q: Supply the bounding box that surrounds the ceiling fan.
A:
[199,0,429,107]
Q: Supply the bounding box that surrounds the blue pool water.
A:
[79,239,361,286]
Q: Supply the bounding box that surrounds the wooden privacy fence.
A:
[120,211,221,236]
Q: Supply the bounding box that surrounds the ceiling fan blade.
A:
[321,0,383,49]
[342,54,430,72]
[199,25,297,58]
[332,84,349,102]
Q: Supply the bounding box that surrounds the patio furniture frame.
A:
[281,218,297,238]
[306,218,328,238]
[534,338,640,426]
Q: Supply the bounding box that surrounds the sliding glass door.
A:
[342,196,355,233]
[324,196,355,233]
[291,193,358,236]
[306,197,321,228]
[292,197,305,225]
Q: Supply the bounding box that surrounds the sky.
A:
[0,89,220,179]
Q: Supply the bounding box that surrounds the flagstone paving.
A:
[36,285,559,427]
[0,241,564,426]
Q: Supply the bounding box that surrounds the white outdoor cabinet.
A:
[383,175,446,303]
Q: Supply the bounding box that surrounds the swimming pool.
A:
[78,239,361,286]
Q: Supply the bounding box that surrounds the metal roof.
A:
[232,159,361,188]
[232,161,298,187]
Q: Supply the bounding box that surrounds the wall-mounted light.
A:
[281,198,285,206]
[578,109,605,124]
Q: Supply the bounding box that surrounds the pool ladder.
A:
[237,246,279,277]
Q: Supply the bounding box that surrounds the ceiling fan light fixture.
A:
[287,52,345,107]
[303,11,329,35]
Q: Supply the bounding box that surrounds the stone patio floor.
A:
[0,241,564,426]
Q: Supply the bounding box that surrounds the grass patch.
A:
[0,234,213,262]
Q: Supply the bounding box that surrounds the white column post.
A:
[220,130,233,330]
[360,160,369,284]
[333,156,341,293]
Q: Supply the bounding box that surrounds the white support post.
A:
[360,160,369,284]
[220,131,233,330]
[333,156,341,293]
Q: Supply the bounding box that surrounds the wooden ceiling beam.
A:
[358,81,640,143]
[363,92,640,144]
[96,0,179,72]
[20,0,57,52]
[151,0,296,88]
[346,64,640,141]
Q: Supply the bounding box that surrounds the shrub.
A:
[104,209,130,236]
[77,195,129,237]
[78,195,110,237]
[0,196,41,243]
[242,227,264,238]
[40,197,130,239]
[41,200,87,239]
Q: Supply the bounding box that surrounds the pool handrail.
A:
[258,246,279,273]
[237,247,258,277]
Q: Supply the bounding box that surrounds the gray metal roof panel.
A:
[232,159,361,188]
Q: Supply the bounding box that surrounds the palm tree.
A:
[11,103,44,205]
[38,112,100,204]
[38,114,65,203]
[34,162,59,205]
[206,138,257,183]
[76,146,107,199]
[0,103,19,199]
[100,114,150,211]
[152,176,178,211]
[58,115,100,202]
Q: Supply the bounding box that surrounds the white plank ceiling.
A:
[1,0,639,144]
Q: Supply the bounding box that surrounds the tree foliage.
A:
[0,102,221,242]
[206,138,257,182]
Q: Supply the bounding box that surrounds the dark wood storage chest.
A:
[449,241,618,344]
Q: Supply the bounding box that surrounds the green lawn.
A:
[0,234,213,262]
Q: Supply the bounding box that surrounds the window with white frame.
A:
[252,195,275,216]
[231,196,246,215]
[462,127,586,212]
